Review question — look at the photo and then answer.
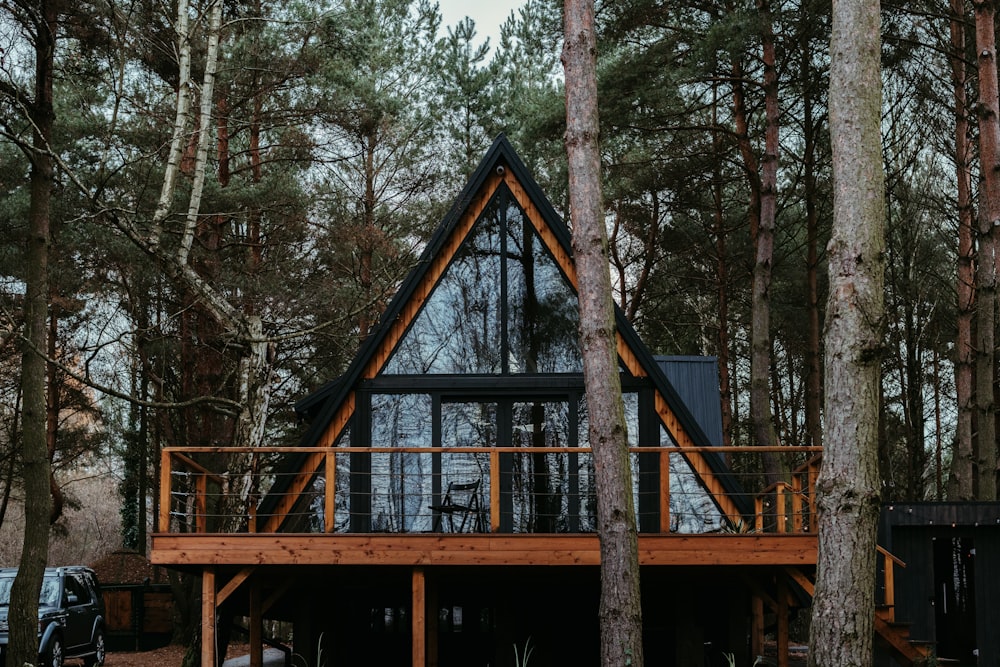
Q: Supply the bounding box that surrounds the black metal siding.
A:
[880,503,1000,664]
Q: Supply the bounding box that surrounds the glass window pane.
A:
[384,194,503,374]
[369,394,433,532]
[661,424,725,533]
[506,199,582,373]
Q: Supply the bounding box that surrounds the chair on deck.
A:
[429,480,486,533]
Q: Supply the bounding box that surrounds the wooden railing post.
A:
[775,483,787,533]
[807,458,820,532]
[791,475,803,532]
[659,450,671,533]
[196,474,208,533]
[490,449,500,533]
[325,448,336,533]
[159,449,172,533]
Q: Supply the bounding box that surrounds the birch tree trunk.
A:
[114,0,275,527]
[808,0,885,664]
[562,2,644,666]
[950,0,975,499]
[973,0,1000,500]
[9,2,57,666]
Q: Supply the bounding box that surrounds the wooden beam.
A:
[783,567,815,597]
[216,567,254,606]
[412,567,426,667]
[152,533,818,567]
[201,568,216,667]
[654,394,743,522]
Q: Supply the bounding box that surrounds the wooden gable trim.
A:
[505,173,645,375]
[262,172,505,533]
[654,387,742,522]
[507,171,742,524]
[362,170,505,380]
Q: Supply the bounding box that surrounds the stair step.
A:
[874,616,933,667]
[884,621,912,639]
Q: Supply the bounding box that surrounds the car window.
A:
[39,576,61,606]
[63,575,91,606]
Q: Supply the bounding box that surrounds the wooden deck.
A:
[151,532,817,567]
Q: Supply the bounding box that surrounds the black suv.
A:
[0,566,106,667]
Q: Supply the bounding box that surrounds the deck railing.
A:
[158,446,822,536]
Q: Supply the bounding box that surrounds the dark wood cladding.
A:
[879,502,1000,665]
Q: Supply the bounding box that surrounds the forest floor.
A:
[77,644,262,667]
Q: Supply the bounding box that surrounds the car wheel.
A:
[83,629,105,667]
[43,636,63,667]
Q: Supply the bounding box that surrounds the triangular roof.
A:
[266,135,748,531]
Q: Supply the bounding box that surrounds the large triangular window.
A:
[383,184,581,375]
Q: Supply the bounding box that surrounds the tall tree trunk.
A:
[808,0,885,664]
[950,0,976,499]
[801,22,824,450]
[751,0,782,486]
[9,3,57,666]
[562,2,644,666]
[973,0,1000,501]
[712,81,734,448]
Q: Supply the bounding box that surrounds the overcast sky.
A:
[436,0,525,52]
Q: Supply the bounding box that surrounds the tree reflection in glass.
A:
[383,185,580,375]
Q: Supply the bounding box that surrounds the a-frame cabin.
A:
[152,136,822,667]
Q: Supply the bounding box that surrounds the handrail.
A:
[159,445,824,535]
[876,545,906,621]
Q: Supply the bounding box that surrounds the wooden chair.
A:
[429,480,486,533]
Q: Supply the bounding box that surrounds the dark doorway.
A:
[933,536,977,665]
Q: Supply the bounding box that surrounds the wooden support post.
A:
[751,594,764,659]
[776,577,789,667]
[412,567,426,667]
[250,578,262,667]
[202,568,216,667]
[659,449,671,533]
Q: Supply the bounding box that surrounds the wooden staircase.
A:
[874,607,932,667]
[775,548,933,667]
[872,546,933,667]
